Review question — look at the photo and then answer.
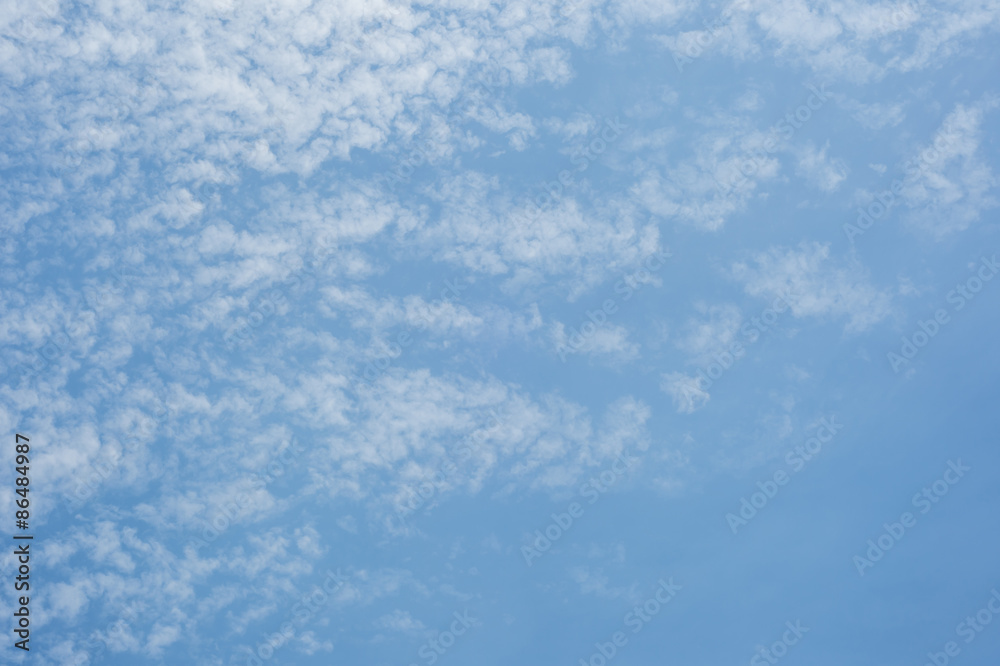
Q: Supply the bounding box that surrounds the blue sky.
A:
[2,1,1000,664]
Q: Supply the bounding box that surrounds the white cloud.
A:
[550,320,641,363]
[629,116,784,231]
[731,241,893,333]
[674,303,743,365]
[412,172,663,298]
[1,0,996,660]
[653,0,1000,83]
[568,566,637,600]
[899,98,1000,236]
[660,371,711,414]
[795,141,849,192]
[375,609,426,634]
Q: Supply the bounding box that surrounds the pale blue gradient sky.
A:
[1,1,999,665]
